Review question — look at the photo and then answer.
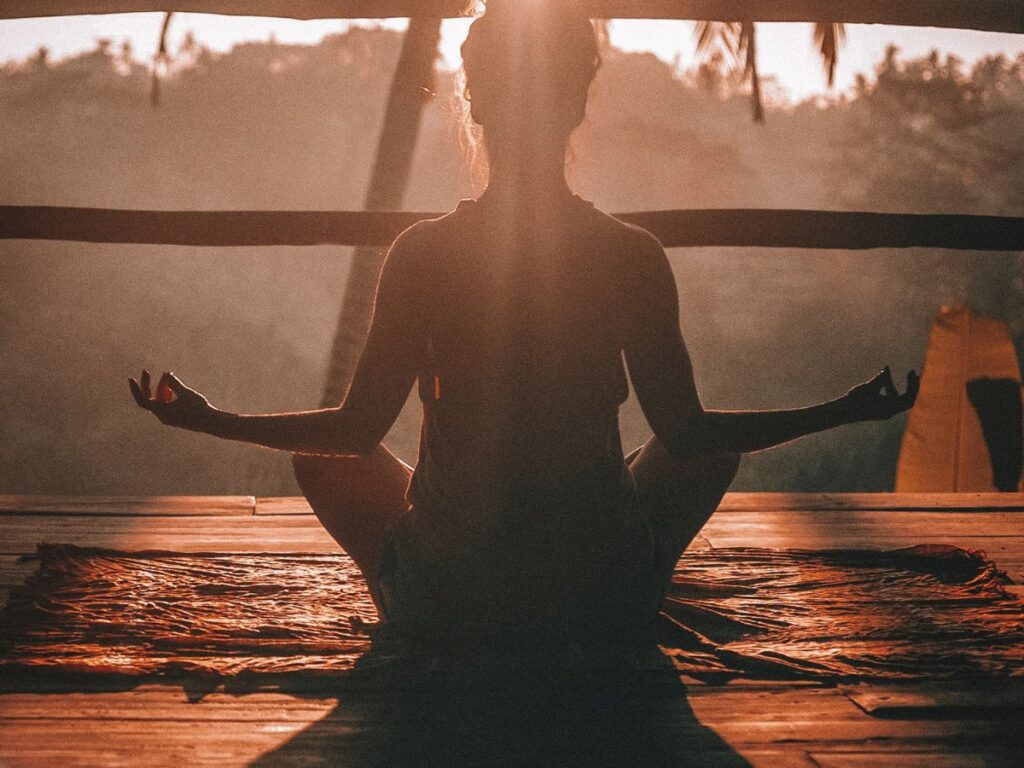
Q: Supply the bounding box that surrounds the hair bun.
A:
[462,0,600,94]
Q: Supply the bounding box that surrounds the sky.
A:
[2,13,1024,101]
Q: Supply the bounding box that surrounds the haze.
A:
[1,27,1021,495]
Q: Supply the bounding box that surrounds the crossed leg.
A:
[626,437,741,597]
[291,444,412,609]
[294,438,739,616]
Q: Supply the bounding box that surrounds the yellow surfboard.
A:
[896,305,1022,492]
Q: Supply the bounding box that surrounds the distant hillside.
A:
[1,30,1021,493]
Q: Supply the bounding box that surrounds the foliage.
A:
[0,33,1020,494]
[695,21,845,122]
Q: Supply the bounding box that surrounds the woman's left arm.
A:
[130,228,425,456]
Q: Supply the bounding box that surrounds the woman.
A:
[131,0,917,656]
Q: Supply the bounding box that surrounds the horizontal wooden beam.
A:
[1,1,1022,34]
[3,205,1023,250]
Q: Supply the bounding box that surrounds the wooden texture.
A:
[255,492,1024,515]
[844,682,1024,718]
[1,495,1022,767]
[686,492,1024,512]
[0,508,1019,555]
[1,501,1021,580]
[811,754,1019,767]
[0,684,1021,767]
[256,497,315,515]
[0,495,255,516]
[4,206,1024,251]
[4,493,1019,519]
[0,514,342,555]
[2,0,1023,34]
[0,555,38,588]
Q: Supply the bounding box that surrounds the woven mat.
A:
[2,543,1021,685]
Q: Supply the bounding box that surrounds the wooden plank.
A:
[0,489,1017,768]
[0,554,36,588]
[812,754,1018,768]
[2,0,1023,34]
[0,685,1018,768]
[666,719,1024,745]
[0,689,337,722]
[685,688,869,722]
[2,511,1023,568]
[0,496,255,517]
[0,686,855,723]
[717,493,1024,513]
[4,206,1023,251]
[257,493,1024,515]
[701,510,1024,537]
[844,682,1024,719]
[0,514,342,555]
[0,720,312,768]
[256,497,313,516]
[0,682,1015,723]
[700,528,1024,559]
[0,715,1018,749]
[4,509,1020,546]
[725,753,817,768]
[699,529,1024,552]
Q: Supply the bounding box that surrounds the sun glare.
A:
[1,13,1024,102]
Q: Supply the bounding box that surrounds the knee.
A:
[291,452,349,490]
[291,448,412,510]
[640,437,740,477]
[687,450,740,492]
[291,452,323,479]
[715,451,741,483]
[631,438,739,497]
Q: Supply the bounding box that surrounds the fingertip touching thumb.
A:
[157,372,179,403]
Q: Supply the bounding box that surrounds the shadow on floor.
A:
[248,674,749,768]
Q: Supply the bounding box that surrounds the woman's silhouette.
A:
[131,0,917,657]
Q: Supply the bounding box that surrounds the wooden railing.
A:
[3,206,1022,250]
[3,2,1021,253]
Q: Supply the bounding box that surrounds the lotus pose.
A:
[131,0,917,654]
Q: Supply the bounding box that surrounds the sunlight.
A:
[3,14,1024,103]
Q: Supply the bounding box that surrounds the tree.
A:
[695,21,846,121]
[320,18,442,406]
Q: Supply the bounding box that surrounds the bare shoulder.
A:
[384,205,467,273]
[583,205,671,281]
[388,217,439,258]
[581,202,660,247]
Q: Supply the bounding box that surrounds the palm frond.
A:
[694,20,763,122]
[813,22,846,87]
[694,20,739,65]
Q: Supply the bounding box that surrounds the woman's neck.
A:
[479,141,574,212]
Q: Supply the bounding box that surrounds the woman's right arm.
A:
[621,232,918,456]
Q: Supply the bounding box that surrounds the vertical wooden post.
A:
[320,16,442,406]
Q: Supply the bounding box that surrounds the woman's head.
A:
[460,0,600,155]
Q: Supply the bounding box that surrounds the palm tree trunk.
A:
[742,21,765,123]
[319,17,441,407]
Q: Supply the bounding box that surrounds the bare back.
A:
[371,195,668,639]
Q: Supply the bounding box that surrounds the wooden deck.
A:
[1,492,1022,767]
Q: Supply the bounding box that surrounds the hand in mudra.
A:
[844,366,920,421]
[129,369,215,432]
